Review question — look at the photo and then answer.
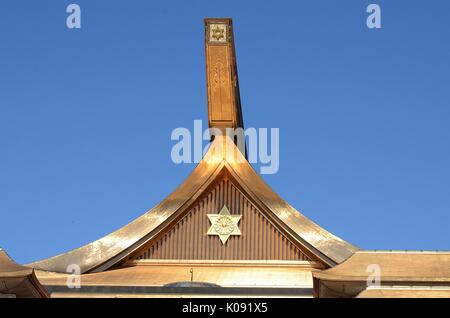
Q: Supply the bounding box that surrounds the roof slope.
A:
[0,249,49,298]
[313,250,450,283]
[28,137,357,273]
[313,250,450,297]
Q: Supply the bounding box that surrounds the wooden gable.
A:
[130,170,316,262]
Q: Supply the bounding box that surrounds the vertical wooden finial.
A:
[204,18,244,132]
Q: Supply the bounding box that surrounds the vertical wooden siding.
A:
[133,176,311,261]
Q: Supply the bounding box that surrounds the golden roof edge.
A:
[26,136,357,273]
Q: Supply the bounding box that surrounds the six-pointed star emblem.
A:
[207,205,241,244]
[210,24,226,42]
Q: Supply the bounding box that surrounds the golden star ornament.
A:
[207,205,241,244]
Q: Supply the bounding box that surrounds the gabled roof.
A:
[27,136,357,274]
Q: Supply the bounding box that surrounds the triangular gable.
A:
[130,170,315,262]
[28,136,357,274]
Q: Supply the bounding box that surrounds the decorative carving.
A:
[207,205,241,244]
[209,23,227,43]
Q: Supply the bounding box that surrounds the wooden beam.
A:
[204,18,244,132]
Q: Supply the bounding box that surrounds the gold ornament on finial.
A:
[209,23,227,43]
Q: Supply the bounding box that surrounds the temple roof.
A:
[27,136,357,274]
[18,17,359,277]
[25,18,356,274]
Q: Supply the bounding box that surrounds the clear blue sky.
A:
[1,1,449,264]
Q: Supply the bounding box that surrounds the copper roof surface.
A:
[0,249,49,298]
[27,137,357,274]
[313,251,450,283]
